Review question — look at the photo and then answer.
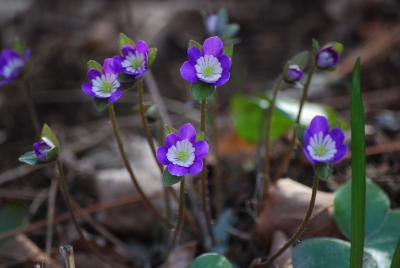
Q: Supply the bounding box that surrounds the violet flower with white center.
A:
[303,116,348,164]
[0,48,30,87]
[113,40,149,79]
[81,58,122,103]
[157,123,209,176]
[316,43,342,70]
[180,36,231,87]
[33,137,56,162]
[284,65,304,83]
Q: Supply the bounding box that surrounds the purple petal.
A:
[303,128,312,146]
[103,58,119,75]
[303,147,316,164]
[87,69,101,80]
[188,160,203,175]
[108,90,122,103]
[214,71,230,87]
[122,45,135,57]
[165,133,180,147]
[178,123,196,142]
[331,144,348,163]
[0,79,10,87]
[308,116,329,135]
[112,56,123,71]
[329,128,345,145]
[157,146,170,165]
[180,61,198,83]
[135,40,149,54]
[168,164,188,176]
[218,55,232,70]
[194,140,209,159]
[82,83,95,97]
[202,36,224,56]
[0,49,20,60]
[24,49,31,61]
[188,47,202,64]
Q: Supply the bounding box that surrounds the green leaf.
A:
[313,163,333,180]
[164,125,177,135]
[289,51,309,69]
[312,39,320,55]
[196,131,205,141]
[293,238,351,268]
[94,99,109,112]
[189,253,233,268]
[18,151,40,165]
[191,82,215,101]
[0,203,29,246]
[211,209,236,254]
[333,179,390,239]
[350,58,366,268]
[41,123,60,149]
[390,239,400,268]
[148,47,157,68]
[222,24,240,39]
[119,32,135,51]
[163,169,182,187]
[223,43,234,57]
[189,40,202,50]
[87,60,102,72]
[13,40,25,56]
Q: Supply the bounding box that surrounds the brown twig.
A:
[170,179,185,247]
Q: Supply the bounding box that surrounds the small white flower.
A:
[2,58,24,78]
[122,51,147,75]
[166,139,195,167]
[91,73,120,97]
[195,55,222,83]
[307,132,337,162]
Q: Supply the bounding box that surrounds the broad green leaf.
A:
[0,203,29,246]
[18,151,40,165]
[148,47,157,68]
[189,253,233,268]
[87,60,102,72]
[189,40,202,50]
[223,43,234,57]
[119,32,135,51]
[41,123,60,149]
[211,210,236,253]
[94,99,109,112]
[163,169,182,187]
[191,82,215,101]
[289,51,309,69]
[333,179,390,239]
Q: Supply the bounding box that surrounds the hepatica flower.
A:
[303,116,348,164]
[82,58,122,103]
[284,64,304,83]
[180,36,231,87]
[0,48,30,87]
[157,123,209,176]
[33,137,56,162]
[113,40,149,79]
[316,42,343,70]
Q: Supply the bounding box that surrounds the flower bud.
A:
[33,137,57,162]
[284,65,304,83]
[316,42,343,70]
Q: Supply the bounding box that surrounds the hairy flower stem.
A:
[262,76,283,199]
[136,78,171,218]
[250,175,320,268]
[275,63,316,180]
[170,179,185,247]
[210,95,222,215]
[22,79,41,137]
[108,103,172,228]
[200,100,216,245]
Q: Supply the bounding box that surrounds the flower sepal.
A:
[119,33,135,53]
[191,82,215,101]
[163,169,183,187]
[87,60,103,72]
[148,48,157,68]
[93,98,109,112]
[189,40,202,50]
[313,163,333,180]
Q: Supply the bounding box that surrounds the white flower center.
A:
[122,52,146,74]
[91,73,120,97]
[2,58,24,78]
[195,55,222,83]
[166,139,195,167]
[307,132,337,161]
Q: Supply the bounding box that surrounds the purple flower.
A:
[316,43,340,70]
[82,58,122,103]
[180,36,231,87]
[0,48,30,87]
[284,65,304,83]
[206,14,219,35]
[113,40,149,79]
[33,137,55,162]
[303,116,348,164]
[157,123,209,176]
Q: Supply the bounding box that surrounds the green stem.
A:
[262,76,283,197]
[250,175,320,268]
[21,79,41,137]
[200,100,215,244]
[210,95,222,215]
[170,179,185,247]
[108,103,172,228]
[275,63,316,180]
[391,240,400,268]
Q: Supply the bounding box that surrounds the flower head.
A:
[82,58,122,103]
[157,123,209,176]
[303,116,348,164]
[113,40,149,79]
[33,137,56,162]
[316,43,342,70]
[0,48,30,87]
[180,36,231,87]
[284,65,304,83]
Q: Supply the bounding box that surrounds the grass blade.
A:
[391,240,400,268]
[350,58,366,268]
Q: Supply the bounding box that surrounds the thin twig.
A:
[21,78,41,137]
[45,176,58,265]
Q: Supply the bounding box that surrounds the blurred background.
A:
[0,0,400,267]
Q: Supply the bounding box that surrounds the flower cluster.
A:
[0,48,30,87]
[157,123,208,176]
[303,116,348,164]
